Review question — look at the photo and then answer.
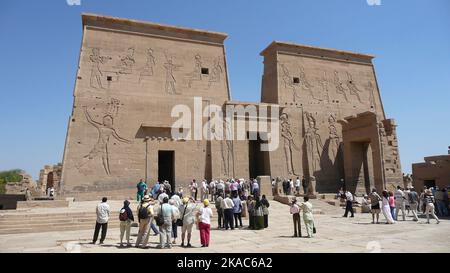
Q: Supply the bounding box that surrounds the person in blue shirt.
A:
[232,193,243,228]
[136,179,147,201]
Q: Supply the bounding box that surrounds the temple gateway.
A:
[60,14,402,198]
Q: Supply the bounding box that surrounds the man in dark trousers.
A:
[302,176,308,195]
[92,197,110,244]
[343,190,355,218]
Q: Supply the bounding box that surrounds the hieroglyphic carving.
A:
[77,98,132,175]
[304,111,323,174]
[333,71,349,102]
[280,113,300,175]
[345,72,363,103]
[89,48,112,89]
[139,48,156,83]
[219,118,234,177]
[116,47,136,74]
[188,54,203,88]
[366,81,377,110]
[163,52,182,94]
[318,71,330,103]
[208,56,223,88]
[327,113,340,162]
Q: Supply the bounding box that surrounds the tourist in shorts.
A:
[369,188,382,224]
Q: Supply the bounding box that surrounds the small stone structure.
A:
[38,163,62,195]
[412,154,450,190]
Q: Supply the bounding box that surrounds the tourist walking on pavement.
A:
[407,188,420,221]
[209,180,216,202]
[343,190,354,218]
[394,186,406,221]
[300,196,315,238]
[369,188,382,224]
[201,179,208,201]
[119,200,134,247]
[135,195,154,248]
[289,179,294,195]
[190,179,198,201]
[232,193,243,228]
[157,197,175,248]
[222,194,235,230]
[136,179,147,202]
[180,197,196,247]
[158,189,169,204]
[261,195,270,228]
[424,189,440,224]
[92,197,110,245]
[381,190,395,224]
[295,177,301,195]
[197,199,213,247]
[290,198,301,237]
[388,191,396,219]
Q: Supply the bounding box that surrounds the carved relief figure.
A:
[163,53,182,94]
[220,118,234,177]
[77,99,132,175]
[304,112,323,174]
[139,47,156,83]
[366,81,377,110]
[89,48,112,89]
[280,113,300,175]
[296,66,318,100]
[188,54,203,88]
[116,47,136,74]
[345,72,363,103]
[318,71,331,103]
[208,56,223,88]
[328,113,341,162]
[333,71,349,102]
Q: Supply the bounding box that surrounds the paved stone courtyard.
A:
[0,199,448,253]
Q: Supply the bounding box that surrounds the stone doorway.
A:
[248,132,270,179]
[46,172,54,191]
[158,151,175,190]
[424,180,436,189]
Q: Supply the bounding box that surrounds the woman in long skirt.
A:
[382,190,395,224]
[254,196,265,230]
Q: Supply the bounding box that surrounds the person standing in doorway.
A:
[92,197,110,245]
[290,198,301,237]
[343,190,354,218]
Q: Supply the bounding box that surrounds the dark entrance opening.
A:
[424,180,436,189]
[46,172,54,191]
[158,151,175,192]
[248,132,270,179]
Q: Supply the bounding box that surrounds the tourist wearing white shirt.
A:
[197,199,213,247]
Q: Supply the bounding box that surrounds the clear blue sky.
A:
[0,0,449,180]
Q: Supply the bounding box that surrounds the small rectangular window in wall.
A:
[293,77,300,84]
[201,68,209,75]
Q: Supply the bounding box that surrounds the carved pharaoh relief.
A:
[138,47,157,83]
[163,51,182,95]
[89,48,112,89]
[280,112,300,176]
[76,98,132,176]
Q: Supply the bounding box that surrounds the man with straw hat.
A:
[424,189,440,224]
[180,197,197,247]
[197,199,213,247]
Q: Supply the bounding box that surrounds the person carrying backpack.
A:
[135,195,154,248]
[119,200,134,247]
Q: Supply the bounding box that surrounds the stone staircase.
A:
[0,211,121,235]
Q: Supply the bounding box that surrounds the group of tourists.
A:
[340,185,448,224]
[92,177,270,248]
[289,196,315,238]
[280,176,309,196]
